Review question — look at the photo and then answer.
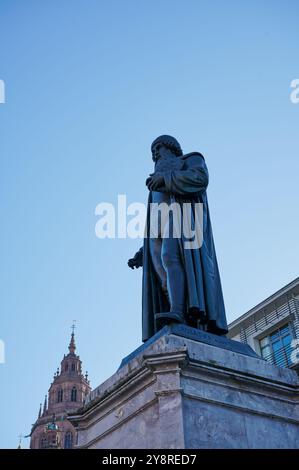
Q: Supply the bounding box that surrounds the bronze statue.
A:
[128,135,228,342]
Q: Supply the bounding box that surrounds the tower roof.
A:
[68,322,76,354]
[29,325,91,448]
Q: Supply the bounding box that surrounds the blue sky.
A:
[0,0,298,448]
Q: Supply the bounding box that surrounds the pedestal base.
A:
[69,325,299,449]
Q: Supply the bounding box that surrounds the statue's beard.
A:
[153,153,161,163]
[154,153,183,172]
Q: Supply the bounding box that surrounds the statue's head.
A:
[151,135,183,162]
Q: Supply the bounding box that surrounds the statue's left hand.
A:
[128,248,143,269]
[146,172,164,191]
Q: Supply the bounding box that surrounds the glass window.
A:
[57,389,63,402]
[260,344,271,359]
[260,324,293,368]
[270,330,280,341]
[260,337,269,348]
[71,387,77,402]
[272,340,281,352]
[40,436,47,449]
[279,324,290,336]
[282,335,292,347]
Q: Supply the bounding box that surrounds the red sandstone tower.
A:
[30,328,91,449]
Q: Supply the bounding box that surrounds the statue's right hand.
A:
[128,249,143,269]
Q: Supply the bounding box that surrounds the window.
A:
[260,324,293,368]
[71,363,76,372]
[40,436,48,449]
[65,363,68,372]
[57,389,63,402]
[71,386,77,402]
[64,432,73,449]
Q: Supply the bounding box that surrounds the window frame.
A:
[259,322,294,367]
[71,386,77,402]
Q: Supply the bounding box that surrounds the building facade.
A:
[30,331,91,449]
[228,277,299,375]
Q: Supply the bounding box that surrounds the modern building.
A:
[29,329,91,449]
[228,277,299,375]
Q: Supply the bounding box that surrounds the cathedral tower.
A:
[30,327,91,449]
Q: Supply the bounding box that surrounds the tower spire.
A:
[69,320,76,354]
[30,325,92,449]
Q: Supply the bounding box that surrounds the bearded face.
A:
[154,149,184,173]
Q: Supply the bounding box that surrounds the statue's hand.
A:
[128,249,143,269]
[146,172,164,191]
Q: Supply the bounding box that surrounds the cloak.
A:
[142,152,228,342]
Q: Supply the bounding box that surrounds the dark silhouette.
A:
[128,135,228,342]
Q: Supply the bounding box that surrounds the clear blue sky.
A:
[0,0,298,448]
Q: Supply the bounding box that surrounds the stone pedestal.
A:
[69,325,299,449]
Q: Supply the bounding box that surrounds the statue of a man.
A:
[128,135,228,342]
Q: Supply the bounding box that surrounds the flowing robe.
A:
[142,152,228,342]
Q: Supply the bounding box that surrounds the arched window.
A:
[57,388,63,402]
[71,363,76,372]
[40,436,48,449]
[64,432,73,449]
[65,363,68,372]
[71,386,77,402]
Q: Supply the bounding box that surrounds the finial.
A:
[69,321,76,354]
[17,434,23,449]
[85,371,88,381]
[43,395,47,414]
[38,403,42,419]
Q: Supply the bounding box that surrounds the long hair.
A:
[151,135,183,157]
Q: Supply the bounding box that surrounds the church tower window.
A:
[40,436,47,449]
[71,386,77,402]
[57,388,63,402]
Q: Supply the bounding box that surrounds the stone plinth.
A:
[69,325,299,449]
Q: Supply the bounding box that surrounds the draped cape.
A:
[142,152,228,342]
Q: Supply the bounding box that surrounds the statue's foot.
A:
[186,308,206,329]
[155,311,185,330]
